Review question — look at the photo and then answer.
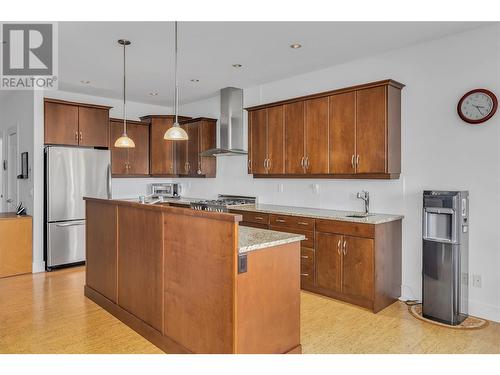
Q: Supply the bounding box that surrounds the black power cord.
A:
[403,299,421,307]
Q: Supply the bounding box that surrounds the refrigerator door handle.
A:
[107,164,112,199]
[56,220,86,227]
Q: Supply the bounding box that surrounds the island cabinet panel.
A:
[177,118,217,177]
[356,85,387,174]
[246,79,403,179]
[304,97,329,174]
[110,119,150,176]
[117,206,164,332]
[236,242,300,354]
[44,98,111,147]
[163,211,236,354]
[315,232,342,293]
[141,115,191,176]
[0,214,32,279]
[329,91,356,174]
[85,201,117,302]
[284,101,306,174]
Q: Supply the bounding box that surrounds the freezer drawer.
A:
[47,220,86,268]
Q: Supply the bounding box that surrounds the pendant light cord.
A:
[174,21,179,126]
[123,41,127,135]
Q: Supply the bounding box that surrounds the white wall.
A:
[177,24,500,321]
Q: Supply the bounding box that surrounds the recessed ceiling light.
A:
[232,64,242,68]
[149,92,159,96]
[290,43,302,49]
[80,80,91,84]
[190,79,199,82]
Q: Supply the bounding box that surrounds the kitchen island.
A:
[83,197,304,354]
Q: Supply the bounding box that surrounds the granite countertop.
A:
[231,203,403,225]
[238,226,305,254]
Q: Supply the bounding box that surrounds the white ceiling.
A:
[58,21,490,106]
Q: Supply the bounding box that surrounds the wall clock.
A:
[457,89,497,124]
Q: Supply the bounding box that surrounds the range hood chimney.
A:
[200,87,247,156]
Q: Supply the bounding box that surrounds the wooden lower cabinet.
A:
[235,210,402,313]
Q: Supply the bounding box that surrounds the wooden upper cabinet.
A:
[316,232,342,293]
[110,120,128,175]
[356,86,387,174]
[329,92,356,174]
[267,105,285,174]
[341,236,374,301]
[78,107,109,147]
[284,101,305,174]
[44,101,79,146]
[127,122,150,175]
[250,109,268,175]
[44,98,111,147]
[110,119,150,176]
[305,97,329,174]
[198,119,217,178]
[177,118,217,178]
[140,115,191,176]
[246,79,403,179]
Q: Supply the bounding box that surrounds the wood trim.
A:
[302,287,374,311]
[110,118,149,126]
[245,79,405,111]
[44,97,112,110]
[85,286,191,354]
[179,117,217,124]
[253,173,400,179]
[140,115,192,122]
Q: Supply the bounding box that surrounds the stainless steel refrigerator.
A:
[422,190,469,325]
[45,146,111,270]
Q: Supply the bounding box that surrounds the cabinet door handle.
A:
[267,158,271,170]
[254,216,264,220]
[337,239,341,255]
[298,222,309,226]
[300,273,309,277]
[248,159,252,172]
[276,218,286,223]
[356,155,360,166]
[79,131,82,141]
[305,156,310,169]
[351,154,355,168]
[74,132,78,141]
[300,255,309,259]
[300,156,305,168]
[343,240,347,256]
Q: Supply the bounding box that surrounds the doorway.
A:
[4,126,19,212]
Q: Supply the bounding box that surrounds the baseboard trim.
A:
[32,261,45,273]
[469,299,500,323]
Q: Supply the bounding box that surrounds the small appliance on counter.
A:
[149,183,181,199]
[422,190,469,325]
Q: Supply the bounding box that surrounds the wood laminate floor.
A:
[1,267,499,354]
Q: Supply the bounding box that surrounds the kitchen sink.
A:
[345,214,373,218]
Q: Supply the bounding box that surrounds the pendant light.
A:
[164,21,189,141]
[114,39,135,148]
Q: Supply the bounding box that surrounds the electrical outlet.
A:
[311,184,319,195]
[278,183,284,193]
[472,274,482,288]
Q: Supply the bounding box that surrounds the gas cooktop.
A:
[190,195,256,212]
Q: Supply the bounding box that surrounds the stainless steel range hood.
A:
[200,87,247,156]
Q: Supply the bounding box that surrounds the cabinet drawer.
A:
[270,226,314,248]
[231,210,269,225]
[270,214,315,231]
[240,221,269,230]
[316,219,374,238]
[300,247,315,286]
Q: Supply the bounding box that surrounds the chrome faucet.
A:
[356,190,370,215]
